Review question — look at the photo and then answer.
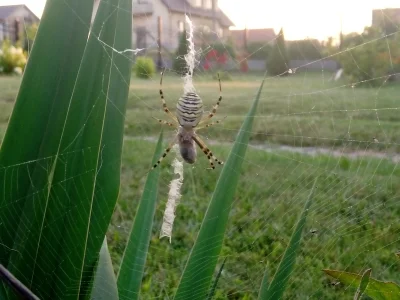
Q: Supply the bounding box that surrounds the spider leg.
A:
[152,117,175,127]
[196,116,227,130]
[199,73,222,124]
[151,135,178,170]
[192,135,223,170]
[159,70,179,123]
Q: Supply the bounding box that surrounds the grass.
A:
[0,72,399,298]
[1,72,400,152]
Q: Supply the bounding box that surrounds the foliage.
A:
[134,56,155,79]
[174,78,265,299]
[267,28,289,76]
[209,42,236,59]
[246,42,272,59]
[287,39,322,60]
[173,31,188,75]
[0,40,27,74]
[324,268,400,299]
[117,132,163,299]
[0,0,132,299]
[338,27,400,86]
[23,23,39,51]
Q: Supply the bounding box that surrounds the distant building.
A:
[93,0,234,52]
[372,8,400,35]
[0,5,39,43]
[230,28,276,51]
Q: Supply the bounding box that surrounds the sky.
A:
[0,0,399,40]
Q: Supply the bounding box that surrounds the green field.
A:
[1,73,399,298]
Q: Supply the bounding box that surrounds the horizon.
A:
[0,0,399,41]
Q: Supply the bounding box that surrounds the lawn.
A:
[0,72,399,298]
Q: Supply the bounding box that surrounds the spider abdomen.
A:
[176,92,203,127]
[178,127,197,164]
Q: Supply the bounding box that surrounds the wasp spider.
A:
[152,71,224,170]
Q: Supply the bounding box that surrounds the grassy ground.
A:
[0,73,399,298]
[115,138,400,299]
[1,71,400,151]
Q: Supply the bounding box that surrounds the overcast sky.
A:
[0,0,399,40]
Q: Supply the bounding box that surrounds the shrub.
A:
[267,28,289,76]
[134,56,155,79]
[338,27,400,86]
[173,32,188,75]
[0,40,27,74]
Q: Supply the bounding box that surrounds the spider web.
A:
[1,0,400,299]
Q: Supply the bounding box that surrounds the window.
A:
[178,21,184,32]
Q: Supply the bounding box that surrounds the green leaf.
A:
[260,179,317,300]
[174,78,265,300]
[91,238,118,300]
[258,266,269,299]
[0,0,132,298]
[117,132,164,300]
[354,269,371,300]
[206,258,227,300]
[324,269,400,300]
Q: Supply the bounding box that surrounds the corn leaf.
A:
[174,79,265,299]
[91,238,118,300]
[260,179,316,300]
[324,269,400,300]
[117,132,164,299]
[0,0,132,298]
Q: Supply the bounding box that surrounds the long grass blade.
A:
[354,268,371,300]
[260,179,317,300]
[117,132,164,299]
[206,257,227,300]
[0,0,94,298]
[1,0,132,298]
[91,238,118,300]
[174,79,265,300]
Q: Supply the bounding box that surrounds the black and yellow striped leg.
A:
[192,135,224,170]
[151,136,178,170]
[152,117,175,127]
[197,116,227,130]
[159,70,179,123]
[199,73,222,124]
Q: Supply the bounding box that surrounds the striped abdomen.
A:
[176,92,203,127]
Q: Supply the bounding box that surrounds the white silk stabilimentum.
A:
[160,145,184,242]
[183,15,196,94]
[160,15,195,242]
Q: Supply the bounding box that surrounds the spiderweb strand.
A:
[160,145,184,242]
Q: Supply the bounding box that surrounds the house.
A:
[230,28,276,51]
[372,8,400,35]
[93,0,234,52]
[0,5,40,43]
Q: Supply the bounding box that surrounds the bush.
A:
[338,27,400,86]
[267,28,288,76]
[173,32,188,76]
[134,56,155,79]
[0,40,27,74]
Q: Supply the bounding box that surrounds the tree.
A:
[173,31,188,75]
[267,28,288,76]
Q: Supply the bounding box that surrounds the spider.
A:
[152,71,224,170]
